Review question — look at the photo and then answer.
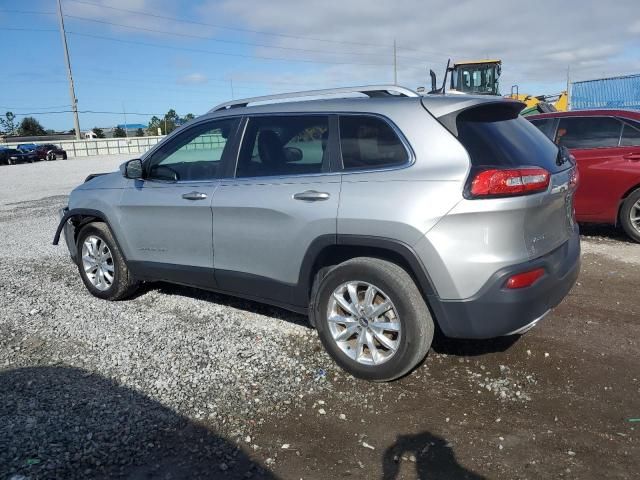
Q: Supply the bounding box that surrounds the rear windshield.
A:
[454,104,566,173]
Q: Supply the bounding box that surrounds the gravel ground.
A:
[0,156,638,479]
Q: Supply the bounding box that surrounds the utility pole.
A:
[56,0,81,139]
[393,39,398,85]
[566,65,571,111]
[230,77,235,99]
[122,103,128,138]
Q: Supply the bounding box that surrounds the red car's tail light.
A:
[505,268,545,289]
[470,168,550,198]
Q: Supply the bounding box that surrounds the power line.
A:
[0,9,55,15]
[63,0,452,58]
[66,30,420,68]
[2,27,58,33]
[63,13,442,63]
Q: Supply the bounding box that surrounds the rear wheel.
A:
[76,222,139,300]
[620,188,640,243]
[313,257,433,381]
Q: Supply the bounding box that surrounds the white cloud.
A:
[176,73,208,85]
[211,0,640,94]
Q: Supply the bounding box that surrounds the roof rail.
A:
[209,85,419,112]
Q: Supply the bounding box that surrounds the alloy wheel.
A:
[327,281,401,365]
[81,235,114,291]
[631,199,640,234]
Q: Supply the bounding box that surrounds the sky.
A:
[1,0,639,132]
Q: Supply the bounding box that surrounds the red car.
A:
[33,144,68,161]
[528,109,640,242]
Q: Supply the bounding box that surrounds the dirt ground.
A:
[248,227,640,480]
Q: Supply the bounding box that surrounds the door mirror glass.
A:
[124,158,143,179]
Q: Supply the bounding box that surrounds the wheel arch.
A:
[616,182,640,226]
[300,234,441,326]
[53,208,128,261]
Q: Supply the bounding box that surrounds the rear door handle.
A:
[182,191,208,200]
[293,190,330,201]
[623,153,640,161]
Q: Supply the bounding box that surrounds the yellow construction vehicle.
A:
[426,58,568,115]
[447,59,502,95]
[507,87,568,115]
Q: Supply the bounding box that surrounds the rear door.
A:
[118,117,240,285]
[211,114,340,308]
[555,116,625,219]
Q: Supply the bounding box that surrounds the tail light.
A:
[505,268,545,289]
[469,167,550,198]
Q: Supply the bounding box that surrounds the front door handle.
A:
[182,191,208,200]
[293,190,330,201]
[623,153,640,161]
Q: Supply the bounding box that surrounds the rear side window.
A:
[529,118,556,140]
[621,122,640,146]
[339,115,408,170]
[556,117,622,149]
[455,105,564,173]
[236,115,329,178]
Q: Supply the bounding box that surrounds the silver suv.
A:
[54,86,580,381]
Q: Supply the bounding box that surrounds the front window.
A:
[146,118,239,181]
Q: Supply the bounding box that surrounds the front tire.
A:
[76,222,139,300]
[620,188,640,243]
[313,257,434,381]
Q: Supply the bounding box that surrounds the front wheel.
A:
[76,222,139,300]
[620,188,640,243]
[47,152,57,161]
[313,257,434,381]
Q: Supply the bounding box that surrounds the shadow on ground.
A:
[138,282,311,329]
[382,431,485,480]
[0,366,276,479]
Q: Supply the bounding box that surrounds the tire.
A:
[47,152,57,161]
[620,188,640,243]
[76,222,139,300]
[312,257,434,381]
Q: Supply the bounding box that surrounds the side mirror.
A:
[123,159,143,179]
[283,146,303,163]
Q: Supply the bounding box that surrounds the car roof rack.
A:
[209,85,419,112]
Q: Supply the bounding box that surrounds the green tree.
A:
[113,126,127,138]
[146,109,197,136]
[0,112,16,135]
[92,127,105,139]
[147,115,162,136]
[136,127,144,137]
[18,117,46,136]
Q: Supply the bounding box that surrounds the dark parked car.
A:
[0,148,38,165]
[528,109,640,242]
[17,143,38,152]
[34,143,68,161]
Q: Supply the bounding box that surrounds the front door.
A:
[118,117,240,286]
[212,114,340,308]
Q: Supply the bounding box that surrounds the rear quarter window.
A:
[339,115,408,170]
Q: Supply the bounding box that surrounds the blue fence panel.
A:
[571,74,640,111]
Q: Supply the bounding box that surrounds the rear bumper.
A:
[430,231,580,339]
